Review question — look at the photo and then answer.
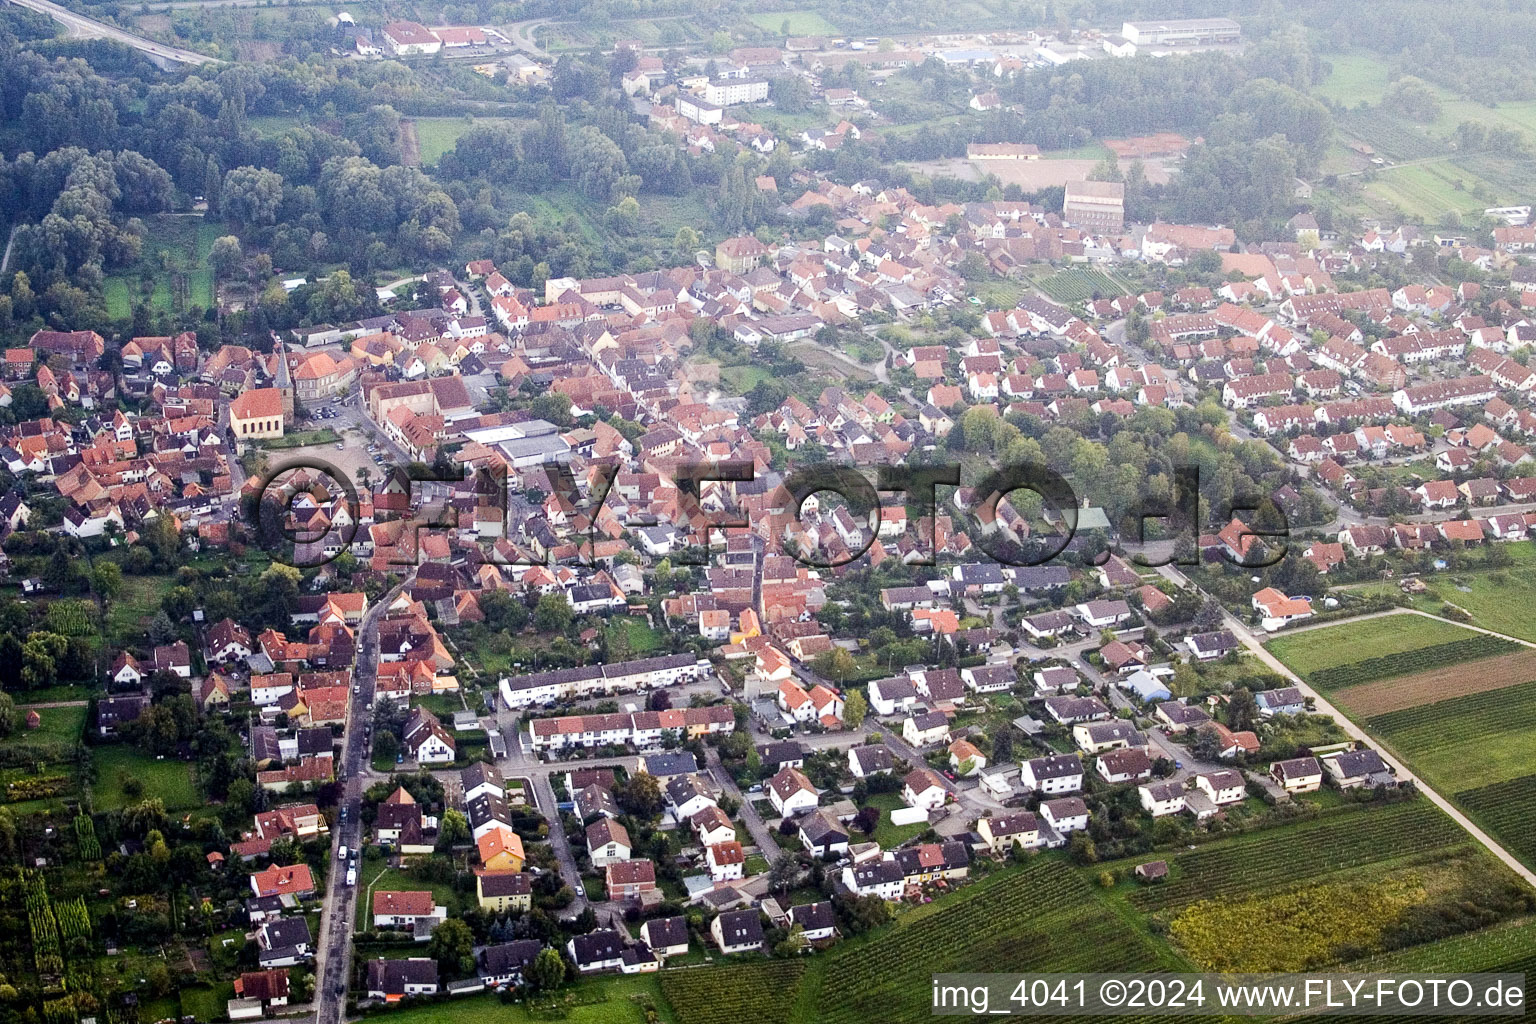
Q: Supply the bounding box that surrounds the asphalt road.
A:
[313,582,399,1024]
[529,772,588,919]
[1158,563,1536,890]
[7,0,212,64]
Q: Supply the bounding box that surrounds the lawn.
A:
[358,864,460,930]
[102,215,220,318]
[1313,51,1395,107]
[1264,614,1477,676]
[376,978,675,1024]
[721,364,774,393]
[864,792,930,849]
[409,116,523,167]
[258,428,341,449]
[102,569,177,644]
[92,745,198,811]
[18,704,87,747]
[747,10,841,35]
[605,617,664,659]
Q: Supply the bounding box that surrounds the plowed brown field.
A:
[1332,647,1536,716]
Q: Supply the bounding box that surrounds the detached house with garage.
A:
[902,768,949,811]
[902,711,951,747]
[977,811,1040,854]
[1040,796,1090,834]
[372,891,447,938]
[1255,687,1306,716]
[1019,754,1084,794]
[848,743,896,778]
[767,766,819,816]
[711,909,765,955]
[586,818,631,868]
[1096,748,1153,784]
[365,959,438,1001]
[1271,756,1324,793]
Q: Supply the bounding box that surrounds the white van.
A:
[337,844,348,861]
[346,867,356,886]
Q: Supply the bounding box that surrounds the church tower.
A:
[273,338,295,423]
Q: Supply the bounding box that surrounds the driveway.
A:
[705,746,783,861]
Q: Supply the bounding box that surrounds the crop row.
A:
[659,960,805,1024]
[1367,678,1536,740]
[1309,635,1518,690]
[816,861,1162,1024]
[1131,801,1466,911]
[1035,269,1125,304]
[1456,774,1536,869]
[56,896,91,941]
[75,815,101,861]
[1340,111,1446,162]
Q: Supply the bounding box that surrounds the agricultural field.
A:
[1307,633,1521,691]
[1456,775,1536,870]
[660,961,805,1024]
[1363,679,1536,792]
[1412,568,1536,642]
[1030,267,1130,304]
[535,16,709,52]
[102,215,221,318]
[380,981,674,1024]
[1313,51,1395,107]
[1331,646,1536,716]
[1337,109,1447,162]
[1265,613,1479,678]
[805,859,1179,1024]
[1362,157,1513,221]
[746,10,841,35]
[1122,800,1469,912]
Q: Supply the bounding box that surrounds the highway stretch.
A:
[7,0,212,64]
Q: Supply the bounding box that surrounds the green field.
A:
[804,859,1178,1024]
[866,791,931,849]
[258,428,341,450]
[1365,679,1536,792]
[1414,569,1536,642]
[1031,267,1130,304]
[409,116,520,167]
[1119,800,1469,912]
[91,745,199,811]
[103,569,178,643]
[1314,51,1395,107]
[1308,634,1518,691]
[1266,614,1478,677]
[370,979,674,1024]
[605,616,664,658]
[747,10,841,35]
[1363,157,1509,221]
[18,704,87,747]
[103,215,220,318]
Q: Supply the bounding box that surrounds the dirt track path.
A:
[399,120,421,168]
